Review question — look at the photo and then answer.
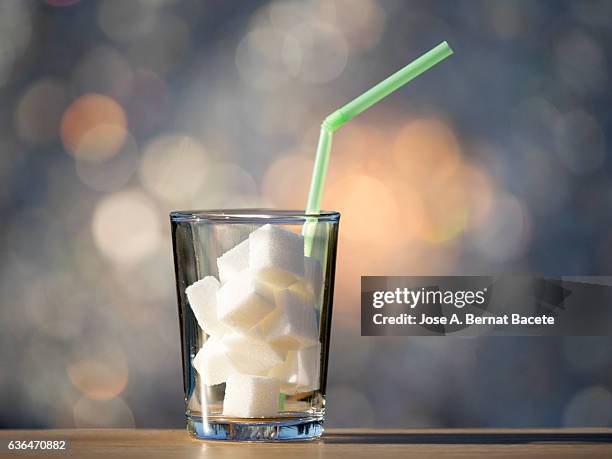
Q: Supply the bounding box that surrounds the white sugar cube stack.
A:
[185,224,323,418]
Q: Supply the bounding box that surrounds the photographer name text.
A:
[372,312,555,326]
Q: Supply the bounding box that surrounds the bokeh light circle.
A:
[563,386,612,427]
[92,190,161,265]
[73,47,134,100]
[472,192,529,262]
[67,346,129,401]
[555,31,607,94]
[98,1,158,43]
[236,27,291,90]
[15,78,67,145]
[283,21,348,84]
[555,110,605,175]
[262,153,314,208]
[392,118,461,188]
[326,173,400,244]
[61,94,128,162]
[563,337,612,374]
[322,0,386,53]
[139,134,208,202]
[126,13,191,74]
[73,396,135,428]
[75,134,139,192]
[0,2,32,83]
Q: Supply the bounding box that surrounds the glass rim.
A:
[169,208,340,223]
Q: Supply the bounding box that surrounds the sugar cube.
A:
[216,272,275,332]
[192,336,235,386]
[296,343,321,392]
[261,288,318,351]
[185,276,229,337]
[239,270,290,303]
[223,374,280,418]
[288,280,315,305]
[217,238,249,284]
[272,256,323,305]
[223,331,286,375]
[249,224,304,284]
[268,351,299,394]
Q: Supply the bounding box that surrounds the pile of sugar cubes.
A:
[185,224,322,418]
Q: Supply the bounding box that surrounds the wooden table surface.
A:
[1,429,611,458]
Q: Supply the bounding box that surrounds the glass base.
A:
[186,414,324,441]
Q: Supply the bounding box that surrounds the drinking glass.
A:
[170,209,340,441]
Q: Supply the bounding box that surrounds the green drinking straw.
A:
[303,41,453,255]
[285,42,453,411]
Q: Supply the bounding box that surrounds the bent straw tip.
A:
[438,41,454,56]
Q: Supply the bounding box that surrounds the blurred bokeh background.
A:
[1,0,612,429]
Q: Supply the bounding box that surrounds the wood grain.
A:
[1,429,611,458]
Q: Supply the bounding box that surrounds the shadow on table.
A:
[323,432,612,445]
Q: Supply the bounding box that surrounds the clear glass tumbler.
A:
[170,209,340,441]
